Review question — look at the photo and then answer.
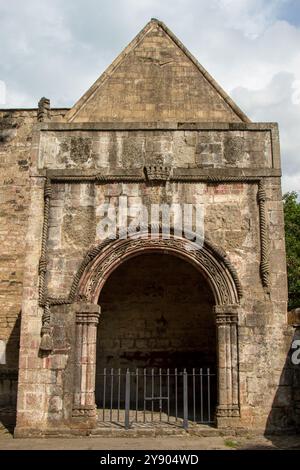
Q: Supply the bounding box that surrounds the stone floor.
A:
[0,433,299,450]
[1,406,299,450]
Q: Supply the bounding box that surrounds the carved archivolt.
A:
[75,229,241,306]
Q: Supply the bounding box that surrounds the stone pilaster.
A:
[15,176,48,435]
[72,303,100,427]
[214,304,240,427]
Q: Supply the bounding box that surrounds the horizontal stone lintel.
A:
[36,121,279,132]
[34,167,281,180]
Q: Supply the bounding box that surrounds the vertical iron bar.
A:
[125,368,130,429]
[159,368,162,422]
[183,369,188,430]
[151,368,154,423]
[207,368,211,423]
[143,368,146,423]
[135,368,138,422]
[110,368,114,422]
[200,368,203,423]
[167,368,170,423]
[102,368,106,421]
[117,368,120,422]
[193,368,196,422]
[175,368,178,422]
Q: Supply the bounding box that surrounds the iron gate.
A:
[96,368,216,429]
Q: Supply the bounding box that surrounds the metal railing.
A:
[96,368,216,429]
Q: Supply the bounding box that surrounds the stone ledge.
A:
[37,122,279,132]
[14,425,298,439]
[40,167,281,180]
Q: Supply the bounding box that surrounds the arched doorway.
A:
[95,252,217,424]
[96,252,216,372]
[72,233,241,428]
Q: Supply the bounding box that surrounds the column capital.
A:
[213,304,240,315]
[73,303,101,325]
[73,302,101,314]
[215,314,238,325]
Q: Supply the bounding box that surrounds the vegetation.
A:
[283,192,300,310]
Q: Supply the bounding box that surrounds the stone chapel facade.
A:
[0,19,298,436]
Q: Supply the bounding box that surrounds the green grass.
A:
[224,439,239,448]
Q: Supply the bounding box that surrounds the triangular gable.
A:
[65,19,250,123]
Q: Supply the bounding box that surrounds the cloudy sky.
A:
[0,0,299,193]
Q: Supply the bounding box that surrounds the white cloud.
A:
[232,72,300,191]
[0,0,299,191]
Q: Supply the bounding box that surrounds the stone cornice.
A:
[36,121,278,132]
[36,167,281,182]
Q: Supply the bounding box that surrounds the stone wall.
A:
[13,120,294,434]
[66,20,246,123]
[0,108,68,408]
[39,129,273,170]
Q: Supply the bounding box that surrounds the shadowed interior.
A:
[96,253,217,415]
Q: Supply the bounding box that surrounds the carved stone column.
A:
[214,304,240,427]
[72,303,100,426]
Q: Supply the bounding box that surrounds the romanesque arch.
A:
[73,228,242,306]
[71,230,242,426]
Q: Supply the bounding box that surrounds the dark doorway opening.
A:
[95,253,217,426]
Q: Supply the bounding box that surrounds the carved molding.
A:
[72,406,97,418]
[76,313,100,325]
[144,165,171,182]
[39,178,52,352]
[258,180,270,292]
[216,314,238,325]
[74,230,241,306]
[216,405,240,418]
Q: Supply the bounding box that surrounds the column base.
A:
[72,404,97,418]
[216,405,240,429]
[72,405,98,429]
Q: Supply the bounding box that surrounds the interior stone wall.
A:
[96,253,215,371]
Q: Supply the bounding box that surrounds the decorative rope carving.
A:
[40,302,53,351]
[96,174,144,183]
[39,178,53,351]
[258,180,270,291]
[49,173,262,185]
[46,174,145,184]
[48,297,72,306]
[170,175,260,183]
